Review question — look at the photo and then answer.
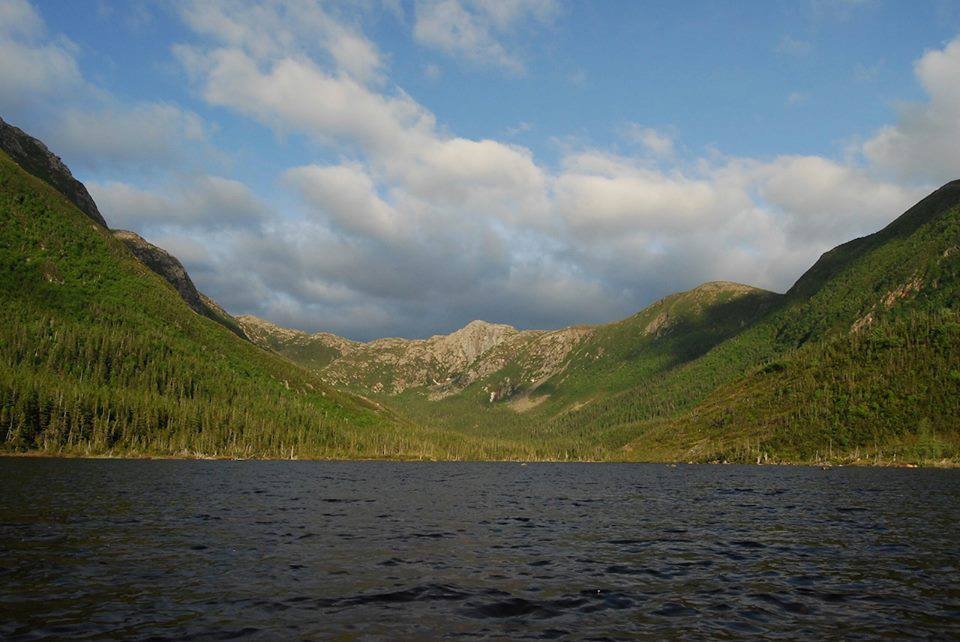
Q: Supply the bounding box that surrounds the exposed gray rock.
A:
[0,116,107,227]
[113,230,205,314]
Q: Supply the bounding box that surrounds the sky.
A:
[2,0,960,340]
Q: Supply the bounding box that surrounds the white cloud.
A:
[52,104,208,169]
[164,3,946,339]
[755,155,922,244]
[0,0,217,174]
[176,47,436,156]
[862,34,960,183]
[0,0,83,113]
[89,176,269,231]
[413,0,558,73]
[178,0,384,83]
[0,0,44,39]
[2,0,942,340]
[622,124,675,157]
[284,164,402,242]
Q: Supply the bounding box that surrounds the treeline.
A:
[0,309,381,457]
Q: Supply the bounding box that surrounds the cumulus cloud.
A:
[0,0,44,38]
[283,164,402,242]
[862,34,960,183]
[3,0,944,340]
[89,176,269,231]
[0,0,214,173]
[754,155,921,244]
[153,0,945,339]
[178,0,385,83]
[0,0,83,115]
[52,104,208,170]
[413,0,559,73]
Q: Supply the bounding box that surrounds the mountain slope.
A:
[238,314,359,371]
[246,280,780,458]
[0,147,460,459]
[113,230,247,339]
[627,182,960,463]
[0,116,106,227]
[244,183,960,463]
[2,117,956,463]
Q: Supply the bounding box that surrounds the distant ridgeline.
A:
[1,116,958,463]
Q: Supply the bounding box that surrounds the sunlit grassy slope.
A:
[626,182,960,464]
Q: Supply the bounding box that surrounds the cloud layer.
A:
[6,0,957,340]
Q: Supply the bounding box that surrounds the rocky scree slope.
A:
[239,315,581,396]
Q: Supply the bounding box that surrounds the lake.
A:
[1,458,958,639]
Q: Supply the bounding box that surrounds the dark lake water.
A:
[1,459,959,640]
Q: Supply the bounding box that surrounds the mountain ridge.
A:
[1,117,957,463]
[0,116,106,228]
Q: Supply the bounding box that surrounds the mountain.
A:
[632,181,960,463]
[0,132,458,459]
[0,117,245,338]
[244,280,782,457]
[1,118,956,463]
[238,314,360,372]
[245,187,959,464]
[113,230,247,339]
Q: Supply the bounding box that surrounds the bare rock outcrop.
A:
[0,116,107,227]
[113,230,205,314]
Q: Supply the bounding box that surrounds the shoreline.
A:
[2,450,957,468]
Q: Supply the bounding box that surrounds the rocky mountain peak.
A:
[438,320,518,363]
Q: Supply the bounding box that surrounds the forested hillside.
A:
[2,118,957,464]
[0,149,454,459]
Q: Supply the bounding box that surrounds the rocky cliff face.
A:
[235,280,782,410]
[323,320,539,394]
[0,117,107,227]
[113,230,205,313]
[113,230,247,339]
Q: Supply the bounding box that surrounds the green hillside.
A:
[2,115,957,464]
[0,149,466,459]
[379,281,780,455]
[627,182,960,464]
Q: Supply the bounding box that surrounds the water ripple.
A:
[1,459,959,639]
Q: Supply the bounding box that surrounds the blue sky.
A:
[3,0,960,339]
